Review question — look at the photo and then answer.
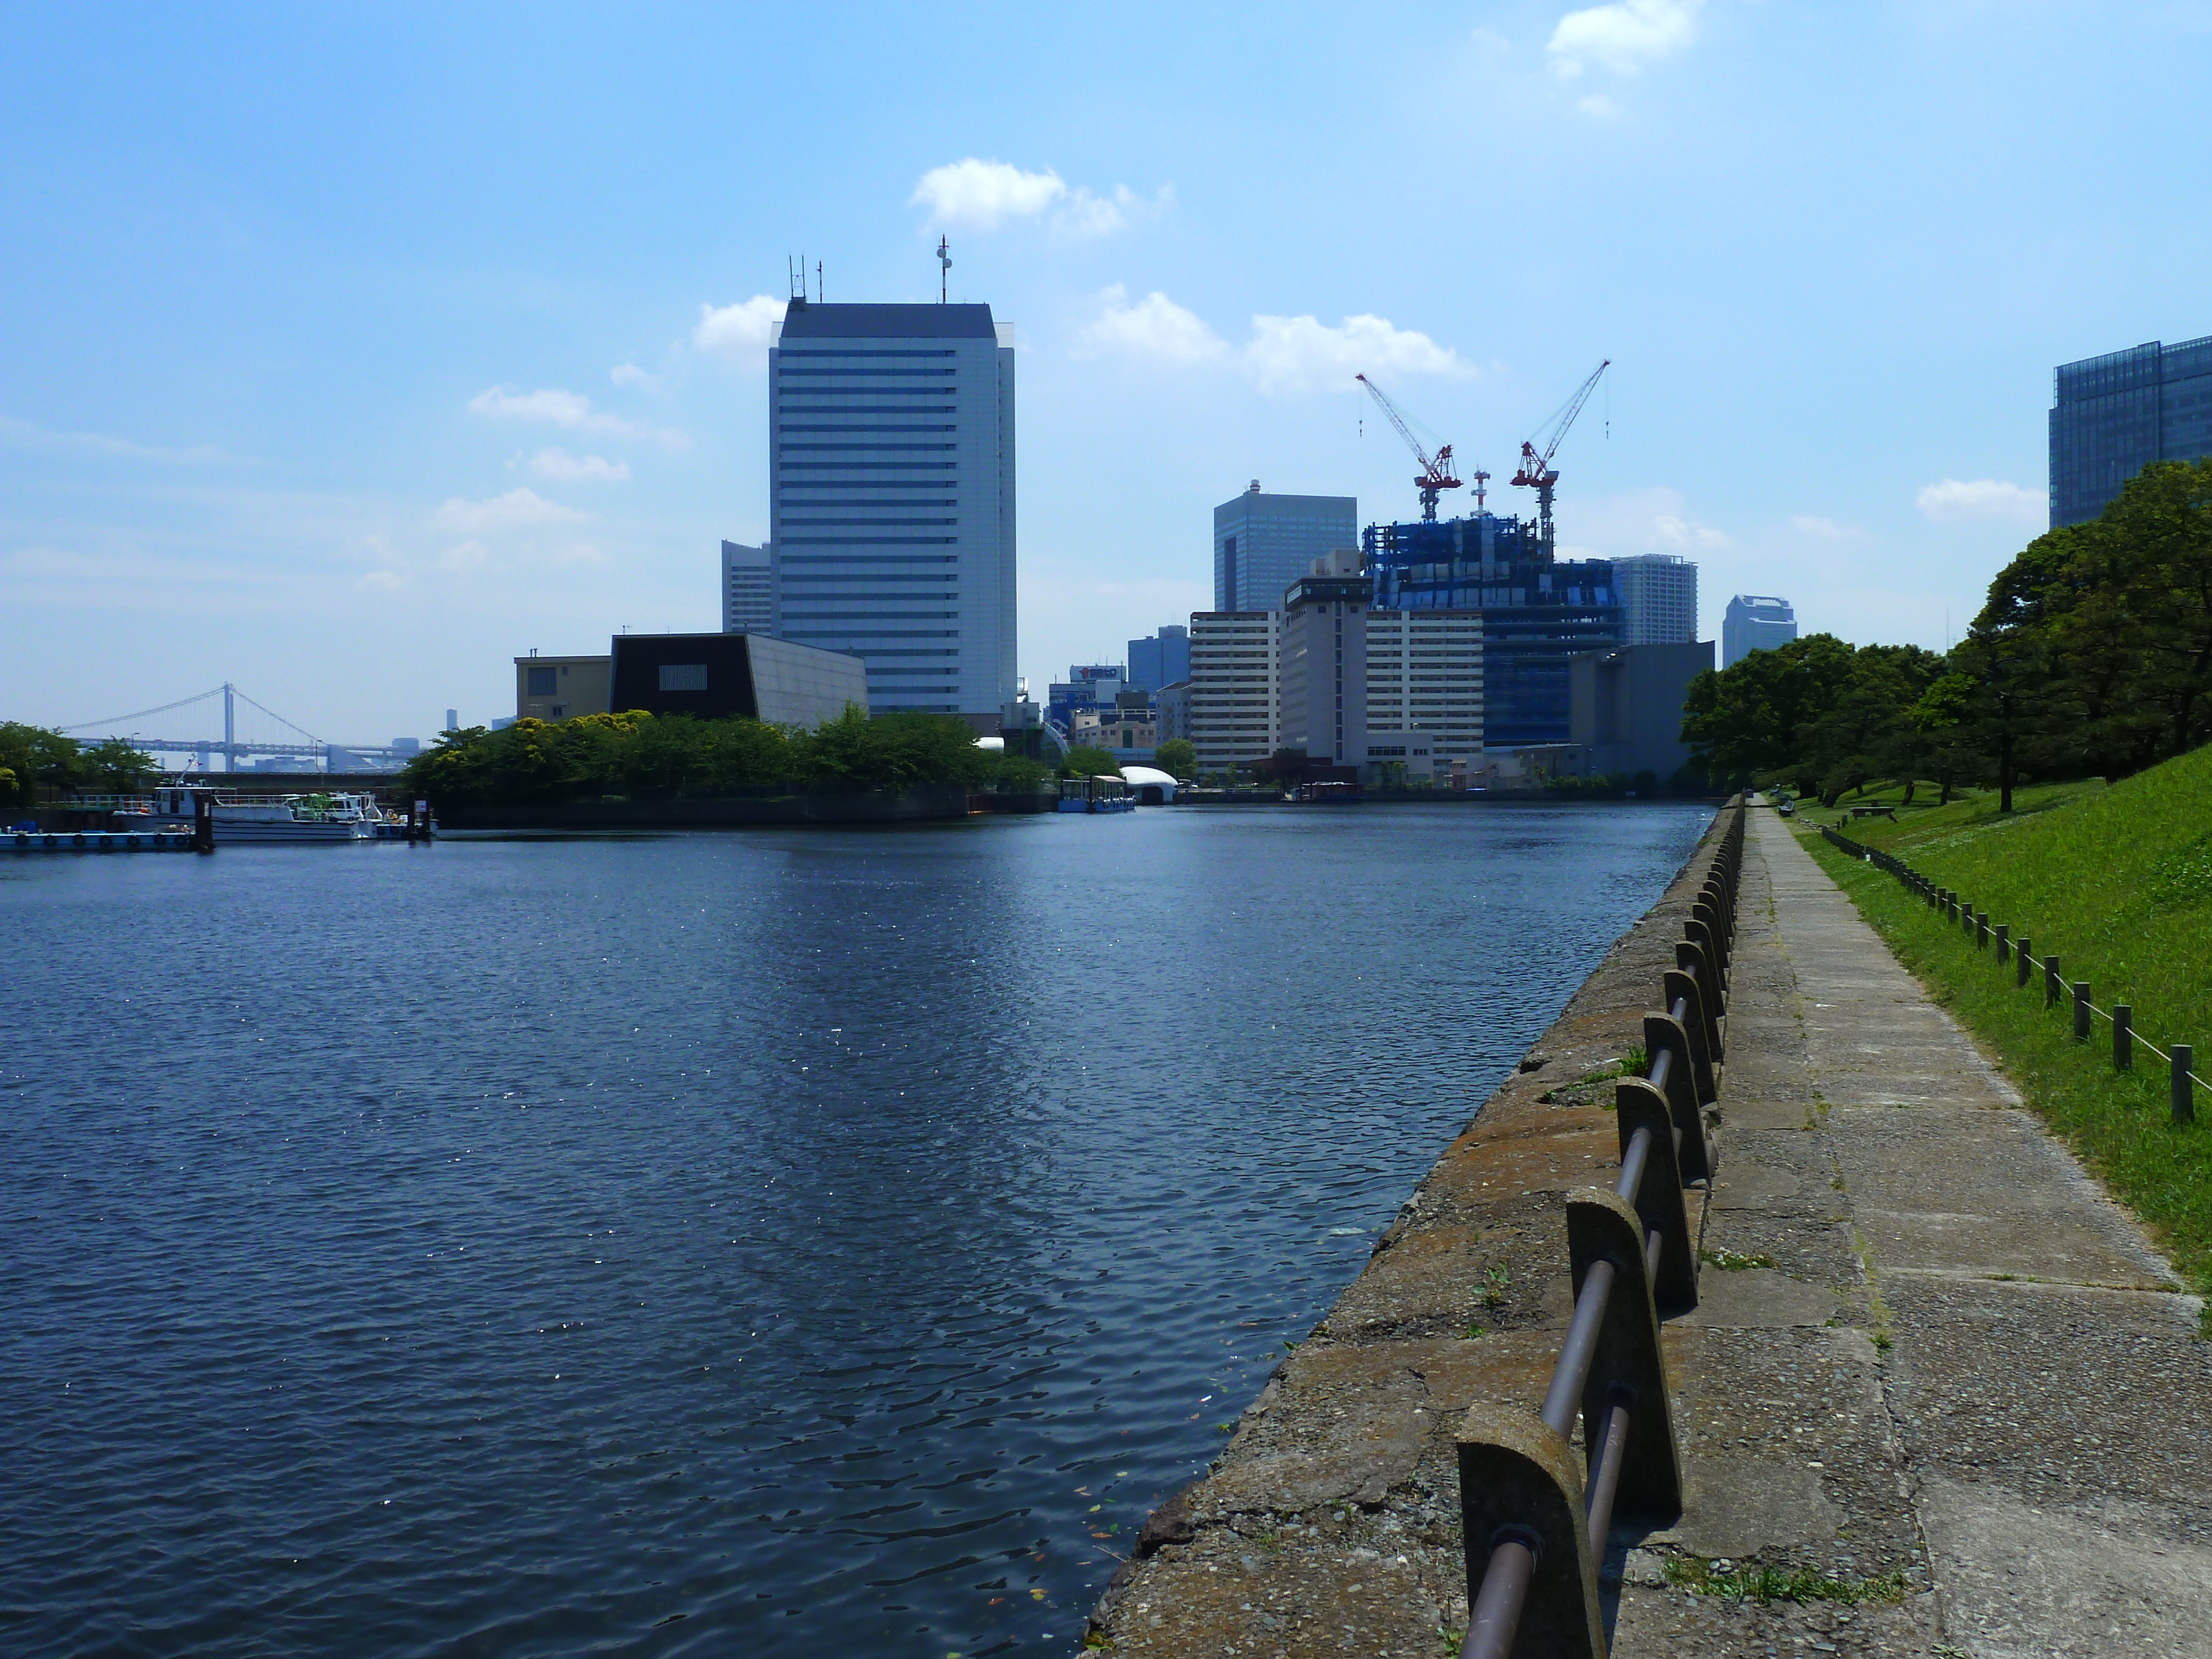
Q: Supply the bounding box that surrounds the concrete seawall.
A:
[1094,801,2212,1658]
[1086,808,1733,1653]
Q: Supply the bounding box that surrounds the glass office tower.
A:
[769,298,1016,722]
[1213,485,1358,612]
[2049,333,2212,528]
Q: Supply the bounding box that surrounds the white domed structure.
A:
[1119,765,1177,805]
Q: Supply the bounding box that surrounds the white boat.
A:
[135,786,386,843]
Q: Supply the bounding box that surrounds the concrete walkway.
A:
[1615,807,2212,1658]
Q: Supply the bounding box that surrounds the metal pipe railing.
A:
[1458,797,1743,1659]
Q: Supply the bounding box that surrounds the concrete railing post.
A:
[2114,1006,2132,1070]
[2176,1046,2197,1127]
[2047,955,2063,1009]
[1994,924,2009,964]
[2017,938,2033,989]
[2074,982,2092,1042]
[1976,911,1989,951]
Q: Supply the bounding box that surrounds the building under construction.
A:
[1364,511,1621,749]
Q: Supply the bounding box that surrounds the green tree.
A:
[0,722,87,806]
[1062,745,1121,778]
[77,737,161,793]
[1152,737,1197,778]
[1679,634,1858,789]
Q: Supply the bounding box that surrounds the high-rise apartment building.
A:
[1365,609,1483,767]
[1187,611,1278,776]
[1126,625,1190,693]
[1213,484,1358,612]
[722,540,773,634]
[1277,552,1371,768]
[1721,595,1797,667]
[2049,333,2212,528]
[768,298,1016,724]
[1610,554,1698,646]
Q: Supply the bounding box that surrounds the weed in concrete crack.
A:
[1702,1248,1776,1271]
[1662,1556,1906,1606]
[1463,1322,1488,1340]
[1480,1264,1511,1307]
[1441,1631,1465,1658]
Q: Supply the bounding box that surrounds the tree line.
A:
[0,724,162,808]
[1682,459,2212,808]
[399,706,1048,807]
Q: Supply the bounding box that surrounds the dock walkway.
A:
[1616,807,2212,1658]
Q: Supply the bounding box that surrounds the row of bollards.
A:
[1833,834,2197,1128]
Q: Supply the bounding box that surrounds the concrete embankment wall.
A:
[1088,810,1729,1654]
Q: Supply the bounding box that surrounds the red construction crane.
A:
[1357,373,1464,521]
[1511,359,1609,554]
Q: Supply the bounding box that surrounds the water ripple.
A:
[0,801,1705,1655]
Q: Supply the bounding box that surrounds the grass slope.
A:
[1790,748,2212,1308]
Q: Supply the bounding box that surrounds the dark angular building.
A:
[2049,333,2212,528]
[1364,512,1620,749]
[607,633,868,724]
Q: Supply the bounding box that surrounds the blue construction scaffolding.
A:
[1363,513,1621,749]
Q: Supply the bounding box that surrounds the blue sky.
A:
[4,2,2210,744]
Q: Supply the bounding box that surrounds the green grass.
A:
[1661,1556,1906,1605]
[1790,747,2212,1306]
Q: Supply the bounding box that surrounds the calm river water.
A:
[1,801,1707,1657]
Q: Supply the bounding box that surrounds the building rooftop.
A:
[776,299,997,340]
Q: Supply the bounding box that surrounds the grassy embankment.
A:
[1788,746,2212,1310]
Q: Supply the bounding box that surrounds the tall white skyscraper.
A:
[1611,554,1698,646]
[769,299,1016,724]
[721,540,773,634]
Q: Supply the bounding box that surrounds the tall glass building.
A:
[1721,595,1797,668]
[2049,333,2212,528]
[1364,511,1620,749]
[1213,485,1358,612]
[769,299,1016,722]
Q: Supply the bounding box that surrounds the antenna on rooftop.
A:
[937,235,951,303]
[816,260,822,303]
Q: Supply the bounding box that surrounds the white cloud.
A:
[1915,478,2045,528]
[909,159,1166,237]
[609,362,662,393]
[1074,286,1230,364]
[1548,0,1703,77]
[526,447,630,483]
[359,569,406,592]
[911,158,1067,229]
[1075,289,1471,393]
[431,488,585,533]
[1790,514,1863,540]
[1575,93,1625,119]
[0,412,235,465]
[1653,513,1733,550]
[691,296,786,368]
[1057,184,1173,238]
[467,386,690,449]
[1244,312,1469,393]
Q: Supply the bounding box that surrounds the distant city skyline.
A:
[3,7,2208,737]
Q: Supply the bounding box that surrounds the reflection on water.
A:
[0,801,1705,1656]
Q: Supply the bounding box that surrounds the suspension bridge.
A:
[60,684,426,772]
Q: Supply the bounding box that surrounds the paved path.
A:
[1615,806,2212,1658]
